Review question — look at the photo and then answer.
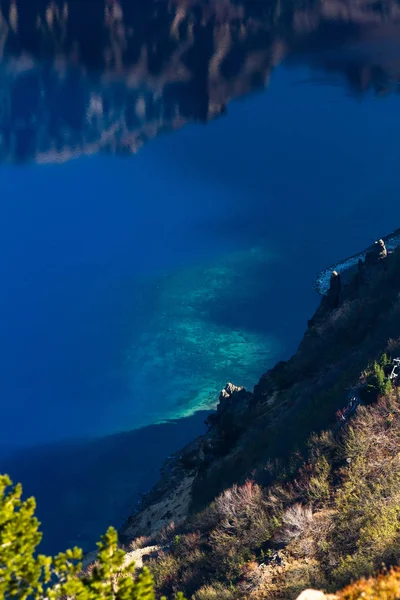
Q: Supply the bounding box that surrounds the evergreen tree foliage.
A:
[362,361,392,403]
[0,475,184,600]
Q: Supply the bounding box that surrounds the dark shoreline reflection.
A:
[1,0,400,163]
[0,410,209,554]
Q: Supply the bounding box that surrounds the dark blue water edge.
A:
[0,411,209,555]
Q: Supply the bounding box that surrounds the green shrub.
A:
[323,399,400,587]
[362,361,392,403]
[192,582,237,600]
[208,481,276,580]
[0,475,184,600]
[378,352,391,369]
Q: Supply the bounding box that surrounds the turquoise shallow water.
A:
[120,247,281,428]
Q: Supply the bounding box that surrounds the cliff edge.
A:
[117,235,400,598]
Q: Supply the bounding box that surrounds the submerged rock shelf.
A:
[125,246,281,426]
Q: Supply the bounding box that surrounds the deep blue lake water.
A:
[1,0,400,552]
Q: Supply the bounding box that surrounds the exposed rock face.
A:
[207,382,247,426]
[315,229,400,296]
[1,0,400,162]
[365,238,388,265]
[118,381,251,544]
[119,475,195,542]
[205,382,251,453]
[119,237,400,551]
[296,591,326,600]
[311,235,393,327]
[327,270,342,309]
[219,382,244,401]
[308,270,342,327]
[83,543,159,570]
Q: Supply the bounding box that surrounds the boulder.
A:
[365,238,387,265]
[296,590,337,600]
[218,382,245,412]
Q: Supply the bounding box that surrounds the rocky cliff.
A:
[116,234,400,598]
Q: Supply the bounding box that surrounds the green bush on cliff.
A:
[362,360,392,403]
[0,475,183,600]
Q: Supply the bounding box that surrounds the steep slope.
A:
[118,237,400,598]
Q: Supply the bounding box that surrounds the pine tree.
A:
[0,475,183,600]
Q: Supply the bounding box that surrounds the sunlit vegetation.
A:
[142,387,400,599]
[0,475,184,600]
[361,355,393,403]
[4,252,400,599]
[337,567,400,600]
[2,462,399,600]
[2,364,400,600]
[141,249,400,598]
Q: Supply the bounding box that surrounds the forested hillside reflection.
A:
[1,0,400,163]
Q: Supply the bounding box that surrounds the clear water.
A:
[1,0,400,552]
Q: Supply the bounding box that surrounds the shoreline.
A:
[0,410,210,555]
[314,226,400,294]
[118,228,400,550]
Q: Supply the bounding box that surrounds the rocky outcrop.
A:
[328,270,342,309]
[365,238,388,265]
[296,591,337,600]
[311,236,394,328]
[315,229,400,295]
[205,383,250,442]
[119,234,400,549]
[119,475,194,542]
[308,269,343,327]
[118,382,251,544]
[83,542,159,570]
